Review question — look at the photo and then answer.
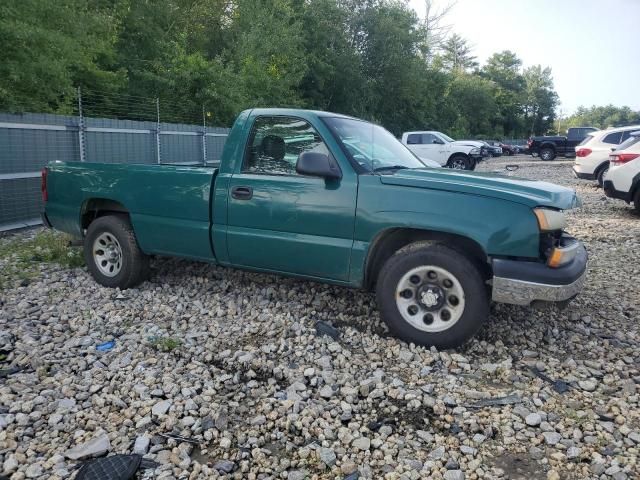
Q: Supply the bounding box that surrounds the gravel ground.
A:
[1,156,639,480]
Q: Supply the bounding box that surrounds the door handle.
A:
[231,186,253,200]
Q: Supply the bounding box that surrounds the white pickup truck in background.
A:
[401,131,484,170]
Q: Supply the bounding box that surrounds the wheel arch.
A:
[80,198,131,233]
[363,227,490,291]
[539,142,557,151]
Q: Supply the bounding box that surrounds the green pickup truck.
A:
[42,108,588,348]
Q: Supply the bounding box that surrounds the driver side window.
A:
[422,133,438,144]
[243,116,329,175]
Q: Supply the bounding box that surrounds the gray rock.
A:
[65,433,111,460]
[460,445,477,455]
[428,446,445,460]
[525,413,542,427]
[529,446,545,460]
[319,447,336,466]
[543,432,562,445]
[251,414,266,425]
[151,399,171,416]
[288,470,307,480]
[445,459,460,470]
[133,435,150,455]
[578,379,597,392]
[214,459,235,473]
[319,385,334,398]
[3,455,19,473]
[566,446,581,459]
[444,470,464,480]
[352,437,371,451]
[25,463,43,478]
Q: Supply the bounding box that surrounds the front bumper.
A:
[603,180,631,202]
[491,241,588,306]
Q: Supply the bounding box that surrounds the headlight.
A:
[533,208,566,231]
[470,147,480,155]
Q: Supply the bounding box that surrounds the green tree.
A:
[445,73,498,137]
[482,51,525,137]
[523,65,558,135]
[440,34,478,72]
[0,0,122,113]
[565,105,640,129]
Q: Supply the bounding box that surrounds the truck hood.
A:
[379,168,581,209]
[452,140,484,148]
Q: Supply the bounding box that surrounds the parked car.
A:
[528,127,599,161]
[401,131,484,170]
[485,141,504,157]
[42,108,588,349]
[499,143,517,156]
[603,130,640,213]
[573,125,640,187]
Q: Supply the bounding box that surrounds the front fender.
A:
[351,176,540,284]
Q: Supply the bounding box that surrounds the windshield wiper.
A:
[372,165,409,173]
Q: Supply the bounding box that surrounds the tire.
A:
[447,154,472,170]
[376,243,489,349]
[634,189,640,215]
[84,215,150,289]
[596,163,609,188]
[539,147,556,161]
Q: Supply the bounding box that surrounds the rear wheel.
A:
[376,244,489,349]
[84,215,149,289]
[634,189,640,215]
[539,147,556,161]
[447,154,471,170]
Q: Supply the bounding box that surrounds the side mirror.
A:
[432,139,443,144]
[296,151,342,179]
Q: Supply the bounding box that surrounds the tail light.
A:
[609,153,640,165]
[41,167,48,202]
[576,148,592,157]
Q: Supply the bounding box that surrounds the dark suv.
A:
[529,127,599,161]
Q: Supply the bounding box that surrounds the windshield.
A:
[440,133,454,142]
[324,117,426,172]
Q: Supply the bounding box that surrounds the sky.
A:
[408,0,640,114]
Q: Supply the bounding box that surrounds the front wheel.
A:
[84,215,150,289]
[376,244,489,349]
[447,154,472,170]
[539,147,556,161]
[634,189,640,215]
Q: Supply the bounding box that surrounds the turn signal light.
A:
[547,248,565,268]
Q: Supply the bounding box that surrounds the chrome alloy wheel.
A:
[93,232,123,277]
[395,265,465,332]
[450,158,467,169]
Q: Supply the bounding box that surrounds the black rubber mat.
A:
[75,454,142,480]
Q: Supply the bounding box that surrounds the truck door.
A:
[225,115,358,281]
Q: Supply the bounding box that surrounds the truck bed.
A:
[46,162,218,261]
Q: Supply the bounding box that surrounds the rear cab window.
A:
[406,134,423,145]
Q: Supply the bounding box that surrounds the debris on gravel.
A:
[0,157,639,479]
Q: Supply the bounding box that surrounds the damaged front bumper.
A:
[491,242,588,306]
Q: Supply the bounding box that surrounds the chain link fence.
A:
[0,90,229,231]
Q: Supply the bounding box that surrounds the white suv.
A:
[573,125,640,186]
[603,131,640,213]
[401,131,483,170]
